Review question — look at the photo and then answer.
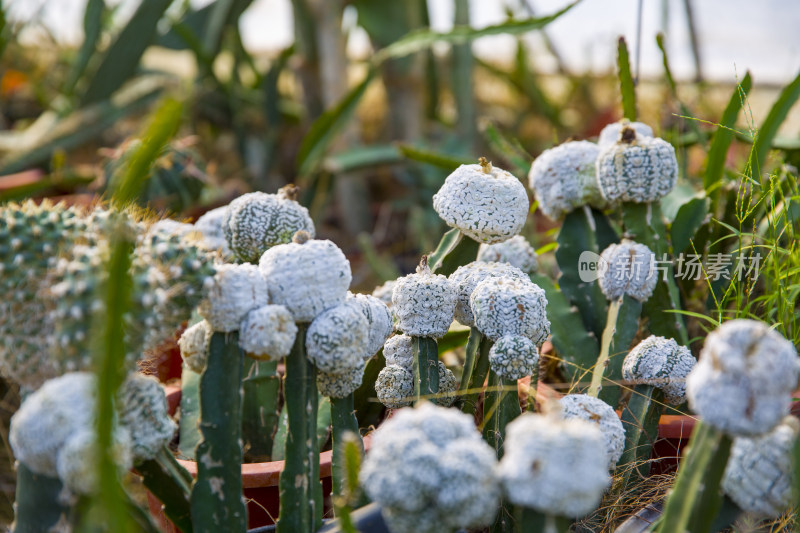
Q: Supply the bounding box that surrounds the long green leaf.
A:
[64,0,105,96]
[617,36,636,121]
[397,143,473,170]
[671,196,709,254]
[752,69,800,179]
[81,0,173,105]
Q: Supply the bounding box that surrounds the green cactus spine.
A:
[190,332,247,532]
[277,324,322,533]
[13,463,71,532]
[137,446,194,533]
[412,336,440,402]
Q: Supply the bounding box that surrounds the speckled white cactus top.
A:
[198,263,268,332]
[623,335,696,405]
[223,187,315,263]
[597,120,653,148]
[259,232,351,323]
[194,205,233,259]
[179,320,211,373]
[432,158,529,244]
[57,427,132,495]
[449,261,527,327]
[383,334,414,368]
[528,141,606,220]
[489,335,539,380]
[375,364,414,409]
[722,416,798,518]
[497,412,610,517]
[306,300,368,374]
[116,373,177,461]
[477,236,539,275]
[360,403,500,533]
[597,126,678,204]
[470,276,550,345]
[10,372,96,477]
[239,304,298,360]
[559,394,625,470]
[347,293,393,357]
[598,240,657,302]
[686,319,800,436]
[392,258,457,338]
[317,360,365,399]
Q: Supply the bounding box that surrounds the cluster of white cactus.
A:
[597,239,657,302]
[623,335,696,404]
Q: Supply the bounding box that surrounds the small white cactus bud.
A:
[597,126,677,204]
[597,240,657,302]
[489,334,539,380]
[56,428,133,495]
[597,119,654,148]
[306,301,369,374]
[470,277,550,345]
[476,236,539,275]
[528,141,606,220]
[116,373,177,461]
[722,416,798,518]
[383,334,413,368]
[497,412,610,517]
[375,364,414,409]
[194,205,233,258]
[223,190,315,263]
[239,304,298,361]
[259,237,351,323]
[198,263,268,332]
[559,394,625,470]
[392,258,457,338]
[432,159,530,244]
[686,319,800,436]
[623,335,696,405]
[347,293,393,358]
[316,360,365,399]
[449,261,528,327]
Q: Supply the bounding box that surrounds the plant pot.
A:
[147,386,370,531]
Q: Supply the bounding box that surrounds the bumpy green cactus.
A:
[241,358,281,461]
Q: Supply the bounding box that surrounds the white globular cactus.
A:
[559,394,625,470]
[392,259,457,338]
[239,304,298,361]
[223,188,315,263]
[623,335,696,405]
[178,320,212,373]
[198,263,268,332]
[528,141,606,220]
[435,362,458,407]
[432,158,530,244]
[383,334,413,369]
[497,412,610,517]
[597,240,657,302]
[686,319,800,436]
[596,126,678,204]
[56,428,133,495]
[9,372,96,477]
[259,232,351,323]
[488,334,539,381]
[316,360,365,399]
[306,300,369,374]
[375,364,414,409]
[448,261,527,327]
[597,119,654,148]
[347,293,393,358]
[476,235,539,275]
[194,205,234,259]
[360,403,501,533]
[470,277,550,345]
[116,373,177,461]
[722,416,798,518]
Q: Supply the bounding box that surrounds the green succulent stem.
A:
[330,394,363,500]
[461,335,492,415]
[178,366,202,460]
[482,373,521,459]
[137,446,194,533]
[14,463,71,532]
[278,324,322,533]
[588,295,642,408]
[460,327,483,392]
[428,228,481,276]
[241,358,281,462]
[514,506,573,533]
[412,336,440,402]
[657,421,732,533]
[615,385,665,489]
[190,331,247,533]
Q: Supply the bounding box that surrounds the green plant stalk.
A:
[330,394,363,500]
[615,385,665,485]
[588,295,642,407]
[482,373,521,459]
[137,446,194,533]
[14,464,71,532]
[277,324,322,533]
[428,228,481,276]
[412,336,440,402]
[241,358,281,461]
[190,331,247,533]
[657,421,732,533]
[461,336,492,415]
[459,327,483,392]
[178,366,202,459]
